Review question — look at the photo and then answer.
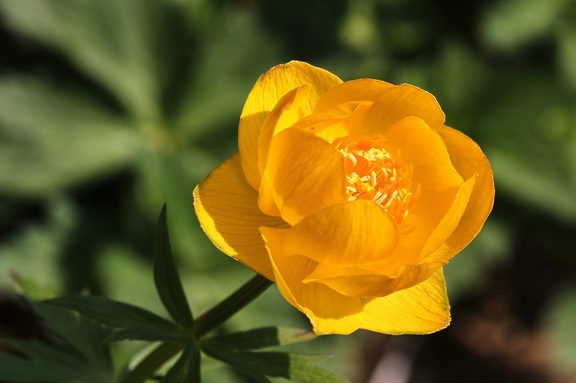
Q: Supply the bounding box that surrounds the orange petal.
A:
[428,126,495,260]
[352,84,445,137]
[379,116,464,271]
[257,84,313,178]
[258,129,348,224]
[261,227,365,335]
[293,101,373,143]
[313,79,395,113]
[304,260,444,298]
[419,175,476,261]
[283,200,399,266]
[360,269,451,334]
[239,61,342,190]
[193,154,287,280]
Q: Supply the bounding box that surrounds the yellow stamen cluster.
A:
[333,135,419,224]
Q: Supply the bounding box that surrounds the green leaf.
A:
[0,300,113,383]
[154,205,194,329]
[479,74,576,222]
[160,344,201,383]
[0,77,140,196]
[48,295,190,342]
[0,340,107,383]
[0,196,73,295]
[202,326,316,351]
[202,344,349,383]
[0,0,189,121]
[30,301,113,373]
[118,342,184,383]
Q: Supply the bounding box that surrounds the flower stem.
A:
[194,274,272,339]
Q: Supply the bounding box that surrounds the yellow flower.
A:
[193,61,494,335]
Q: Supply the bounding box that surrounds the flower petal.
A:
[259,129,348,224]
[352,84,445,137]
[283,200,399,266]
[304,260,444,298]
[294,101,373,143]
[239,61,342,190]
[360,269,451,334]
[427,126,495,260]
[313,79,395,112]
[261,227,365,335]
[380,116,464,271]
[193,154,287,280]
[419,175,476,261]
[257,85,313,178]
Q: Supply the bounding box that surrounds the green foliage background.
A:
[1,0,575,382]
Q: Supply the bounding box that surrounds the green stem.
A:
[194,274,272,339]
[120,274,272,383]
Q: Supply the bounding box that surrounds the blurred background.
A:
[1,0,576,382]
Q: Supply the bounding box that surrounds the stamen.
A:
[333,135,419,225]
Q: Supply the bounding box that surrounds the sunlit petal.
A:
[304,260,444,298]
[261,227,365,335]
[380,116,464,271]
[352,84,445,137]
[257,84,313,178]
[313,79,395,112]
[294,101,373,143]
[193,154,287,280]
[259,129,348,224]
[283,200,399,266]
[360,269,451,334]
[419,176,476,261]
[427,126,495,260]
[239,61,342,190]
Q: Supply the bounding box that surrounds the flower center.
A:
[333,135,419,225]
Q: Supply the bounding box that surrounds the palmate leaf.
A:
[0,340,108,383]
[48,295,189,342]
[201,326,348,383]
[160,344,201,383]
[201,343,349,383]
[0,77,140,196]
[0,0,189,121]
[154,205,194,329]
[30,300,113,372]
[0,300,113,383]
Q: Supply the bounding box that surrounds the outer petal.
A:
[360,269,451,334]
[426,126,495,260]
[304,260,444,298]
[380,116,464,270]
[239,61,342,190]
[259,129,348,224]
[313,79,395,112]
[261,227,365,335]
[352,84,445,137]
[283,200,399,266]
[257,85,313,178]
[193,154,287,280]
[311,174,474,299]
[419,175,476,261]
[294,101,373,143]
